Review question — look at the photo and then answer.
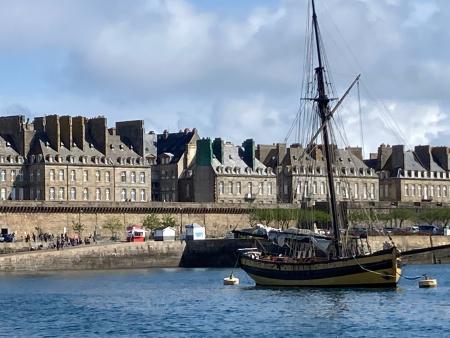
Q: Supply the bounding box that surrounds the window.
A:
[131,172,136,183]
[10,188,16,200]
[430,186,434,198]
[296,182,301,195]
[96,170,101,182]
[268,182,273,195]
[121,189,127,201]
[336,181,341,195]
[0,188,5,200]
[30,188,34,200]
[353,183,358,198]
[320,182,325,195]
[121,171,126,183]
[258,182,263,195]
[30,171,34,182]
[105,171,111,183]
[36,189,41,199]
[96,188,101,201]
[437,186,441,198]
[248,182,253,195]
[236,182,241,195]
[18,188,23,200]
[140,172,145,183]
[83,188,89,201]
[59,169,64,181]
[105,188,111,201]
[313,182,317,195]
[219,181,224,194]
[363,183,368,199]
[130,189,136,201]
[36,170,40,181]
[140,189,146,201]
[229,182,234,195]
[70,170,76,182]
[70,187,76,200]
[411,185,415,197]
[10,170,16,182]
[58,187,65,200]
[404,184,409,197]
[83,170,88,182]
[49,187,55,200]
[49,169,55,181]
[443,186,447,198]
[418,185,422,197]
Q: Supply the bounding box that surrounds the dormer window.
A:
[119,144,124,150]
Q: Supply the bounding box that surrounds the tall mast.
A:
[311,0,341,257]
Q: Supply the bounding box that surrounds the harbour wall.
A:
[0,236,450,272]
[0,201,262,239]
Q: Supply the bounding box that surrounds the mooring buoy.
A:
[223,274,239,285]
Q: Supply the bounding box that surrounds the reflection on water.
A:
[0,265,447,337]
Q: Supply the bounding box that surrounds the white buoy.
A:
[419,276,437,288]
[224,274,239,285]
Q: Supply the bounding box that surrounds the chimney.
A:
[242,139,256,169]
[72,116,86,150]
[377,144,393,170]
[414,145,432,171]
[45,115,60,151]
[431,146,450,171]
[212,138,224,163]
[391,145,405,170]
[116,120,145,156]
[196,138,213,166]
[346,146,363,161]
[59,116,72,150]
[87,117,108,154]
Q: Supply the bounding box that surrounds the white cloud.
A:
[0,0,448,154]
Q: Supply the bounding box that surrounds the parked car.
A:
[0,233,15,242]
[418,225,443,235]
[405,226,419,234]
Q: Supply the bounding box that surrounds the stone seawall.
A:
[1,236,450,273]
[0,241,185,273]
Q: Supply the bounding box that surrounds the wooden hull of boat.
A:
[239,248,401,287]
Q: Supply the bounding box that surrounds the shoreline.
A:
[0,236,449,273]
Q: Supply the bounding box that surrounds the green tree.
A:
[72,221,85,238]
[103,217,123,240]
[142,214,161,231]
[161,214,177,227]
[415,209,440,225]
[390,208,414,228]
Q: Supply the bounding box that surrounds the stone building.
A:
[0,115,155,202]
[152,129,198,202]
[180,138,277,204]
[372,144,450,203]
[257,143,379,204]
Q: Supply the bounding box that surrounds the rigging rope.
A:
[352,254,424,280]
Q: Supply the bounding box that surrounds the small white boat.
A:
[419,277,437,288]
[224,274,239,285]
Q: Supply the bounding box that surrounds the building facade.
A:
[371,144,450,203]
[152,129,198,202]
[0,115,155,202]
[181,138,277,204]
[257,143,379,204]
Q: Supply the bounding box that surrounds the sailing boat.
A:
[239,0,401,287]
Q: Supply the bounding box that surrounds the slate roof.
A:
[212,142,274,175]
[157,129,197,165]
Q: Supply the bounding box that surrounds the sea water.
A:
[0,265,448,337]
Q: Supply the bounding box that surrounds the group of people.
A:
[55,233,96,250]
[24,232,54,243]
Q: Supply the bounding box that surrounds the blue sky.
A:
[0,0,448,155]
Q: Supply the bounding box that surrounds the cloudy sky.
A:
[0,0,448,155]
